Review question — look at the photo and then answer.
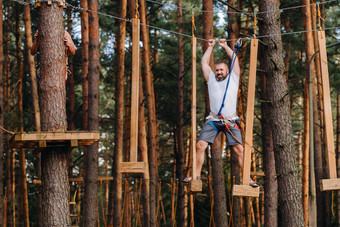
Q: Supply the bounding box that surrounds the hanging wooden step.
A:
[317,30,340,191]
[9,131,99,153]
[232,38,260,198]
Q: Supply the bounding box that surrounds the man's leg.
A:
[232,144,244,170]
[196,140,209,177]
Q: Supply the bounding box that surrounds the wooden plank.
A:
[232,185,260,197]
[130,19,140,162]
[10,131,100,148]
[242,38,258,186]
[33,140,47,154]
[320,178,340,191]
[318,31,337,179]
[189,179,202,193]
[191,36,197,180]
[120,162,146,173]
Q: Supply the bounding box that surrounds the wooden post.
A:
[130,18,140,162]
[120,18,147,174]
[318,30,340,190]
[189,35,202,192]
[232,38,259,197]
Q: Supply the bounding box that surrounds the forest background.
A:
[0,0,339,226]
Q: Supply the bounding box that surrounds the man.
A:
[183,39,258,187]
[31,29,77,81]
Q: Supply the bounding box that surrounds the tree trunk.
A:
[337,93,340,226]
[16,10,30,227]
[258,0,304,226]
[67,9,75,131]
[139,54,150,227]
[39,3,69,225]
[84,0,100,225]
[80,0,89,130]
[23,3,42,225]
[139,0,160,225]
[176,0,185,225]
[260,69,277,227]
[0,0,4,224]
[108,0,126,225]
[211,134,228,226]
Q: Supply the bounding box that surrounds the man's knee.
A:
[197,140,208,152]
[233,144,243,156]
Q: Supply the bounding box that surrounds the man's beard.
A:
[216,74,227,81]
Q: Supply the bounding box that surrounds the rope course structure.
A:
[12,0,339,43]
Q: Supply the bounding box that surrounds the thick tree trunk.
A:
[84,0,100,225]
[16,11,30,227]
[39,3,70,226]
[211,134,228,226]
[140,0,160,225]
[108,0,126,225]
[258,0,304,226]
[260,71,277,227]
[0,0,4,224]
[176,0,185,225]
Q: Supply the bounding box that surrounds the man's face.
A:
[215,63,229,81]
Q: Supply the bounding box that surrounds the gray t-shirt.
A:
[207,70,239,118]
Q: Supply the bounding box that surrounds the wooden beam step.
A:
[232,185,260,197]
[188,180,202,193]
[320,178,340,191]
[120,162,147,173]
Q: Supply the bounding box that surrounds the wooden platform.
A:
[10,131,100,149]
[189,180,202,193]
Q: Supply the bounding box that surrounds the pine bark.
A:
[80,0,89,130]
[23,3,42,224]
[337,93,340,226]
[39,3,70,225]
[67,9,75,131]
[258,0,304,226]
[84,0,100,225]
[16,10,30,227]
[176,0,186,225]
[0,0,3,224]
[108,0,126,225]
[211,135,228,226]
[140,0,160,225]
[260,68,277,227]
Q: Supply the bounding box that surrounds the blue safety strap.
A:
[208,121,219,133]
[217,42,242,117]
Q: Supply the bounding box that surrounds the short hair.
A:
[215,62,228,68]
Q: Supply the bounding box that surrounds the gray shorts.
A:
[198,120,243,146]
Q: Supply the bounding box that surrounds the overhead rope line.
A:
[12,0,339,43]
[145,0,336,15]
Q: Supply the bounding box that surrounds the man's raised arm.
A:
[218,39,240,77]
[201,39,215,81]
